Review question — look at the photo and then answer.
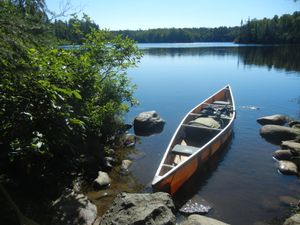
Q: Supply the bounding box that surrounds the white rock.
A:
[93,171,111,190]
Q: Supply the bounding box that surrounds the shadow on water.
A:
[173,133,234,209]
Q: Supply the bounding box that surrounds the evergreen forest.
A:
[53,11,300,44]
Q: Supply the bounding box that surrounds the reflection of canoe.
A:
[152,85,236,195]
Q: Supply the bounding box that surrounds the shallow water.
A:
[126,43,300,225]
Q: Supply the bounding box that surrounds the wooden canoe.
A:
[151,85,236,195]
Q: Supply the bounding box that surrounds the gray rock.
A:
[273,150,293,160]
[182,215,230,225]
[93,171,111,190]
[281,141,300,154]
[51,189,97,225]
[260,125,300,144]
[257,114,288,125]
[134,110,165,136]
[100,192,176,225]
[283,213,300,225]
[278,160,298,175]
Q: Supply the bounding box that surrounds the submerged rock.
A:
[241,106,260,110]
[278,161,298,175]
[260,125,300,144]
[257,114,288,125]
[133,110,165,136]
[182,215,230,225]
[100,192,175,225]
[279,195,299,207]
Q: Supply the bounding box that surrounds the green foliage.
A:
[236,11,300,44]
[0,0,54,73]
[0,1,142,179]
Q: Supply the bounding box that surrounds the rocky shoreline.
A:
[49,110,231,225]
[50,112,300,225]
[258,114,300,225]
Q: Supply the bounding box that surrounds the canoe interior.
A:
[152,86,235,194]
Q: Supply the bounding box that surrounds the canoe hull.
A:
[152,123,233,195]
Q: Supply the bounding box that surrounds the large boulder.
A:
[133,111,165,136]
[257,114,288,125]
[51,189,97,225]
[182,215,230,225]
[100,192,176,225]
[260,125,300,144]
[283,213,300,225]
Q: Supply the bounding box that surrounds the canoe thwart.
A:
[162,164,175,168]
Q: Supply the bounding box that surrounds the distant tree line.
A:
[52,11,300,44]
[112,27,240,43]
[236,11,300,44]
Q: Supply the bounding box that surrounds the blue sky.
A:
[46,0,300,30]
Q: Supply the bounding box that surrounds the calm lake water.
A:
[126,43,300,225]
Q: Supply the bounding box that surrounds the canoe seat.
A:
[171,144,199,155]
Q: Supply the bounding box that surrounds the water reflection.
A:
[142,45,300,73]
[237,46,300,73]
